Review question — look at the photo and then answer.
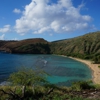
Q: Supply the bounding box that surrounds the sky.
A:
[0,0,100,41]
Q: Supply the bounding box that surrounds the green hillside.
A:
[0,31,100,62]
[50,31,100,62]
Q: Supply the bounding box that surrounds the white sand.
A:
[69,57,100,84]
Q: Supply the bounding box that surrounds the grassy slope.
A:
[50,31,100,60]
[1,81,100,100]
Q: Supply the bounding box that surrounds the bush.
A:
[98,66,100,68]
[0,67,49,100]
[71,80,94,91]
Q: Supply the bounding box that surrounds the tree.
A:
[8,67,48,98]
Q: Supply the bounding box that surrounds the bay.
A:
[0,53,92,86]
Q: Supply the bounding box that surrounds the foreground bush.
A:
[0,67,48,100]
[0,85,92,100]
[71,80,95,91]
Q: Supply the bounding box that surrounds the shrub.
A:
[71,80,94,91]
[98,66,100,68]
[0,67,48,99]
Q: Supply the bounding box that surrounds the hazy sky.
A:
[0,0,100,41]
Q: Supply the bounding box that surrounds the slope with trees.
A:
[50,31,100,62]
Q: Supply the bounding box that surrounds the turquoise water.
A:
[0,53,92,86]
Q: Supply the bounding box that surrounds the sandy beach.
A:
[69,57,100,84]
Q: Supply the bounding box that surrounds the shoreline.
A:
[68,57,100,84]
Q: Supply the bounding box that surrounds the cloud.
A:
[0,25,11,33]
[13,8,21,14]
[14,0,94,35]
[0,34,5,40]
[33,27,50,34]
[12,38,18,40]
[49,33,53,36]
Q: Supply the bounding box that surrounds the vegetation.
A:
[50,31,100,63]
[0,80,100,100]
[0,38,50,54]
[0,31,100,63]
[0,67,48,99]
[92,55,100,64]
[16,43,51,54]
[98,66,100,68]
[70,80,94,91]
[0,67,100,100]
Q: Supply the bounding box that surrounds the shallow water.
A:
[0,53,92,86]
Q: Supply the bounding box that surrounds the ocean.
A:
[0,53,92,86]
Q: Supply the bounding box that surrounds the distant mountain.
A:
[0,38,50,54]
[0,32,100,62]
